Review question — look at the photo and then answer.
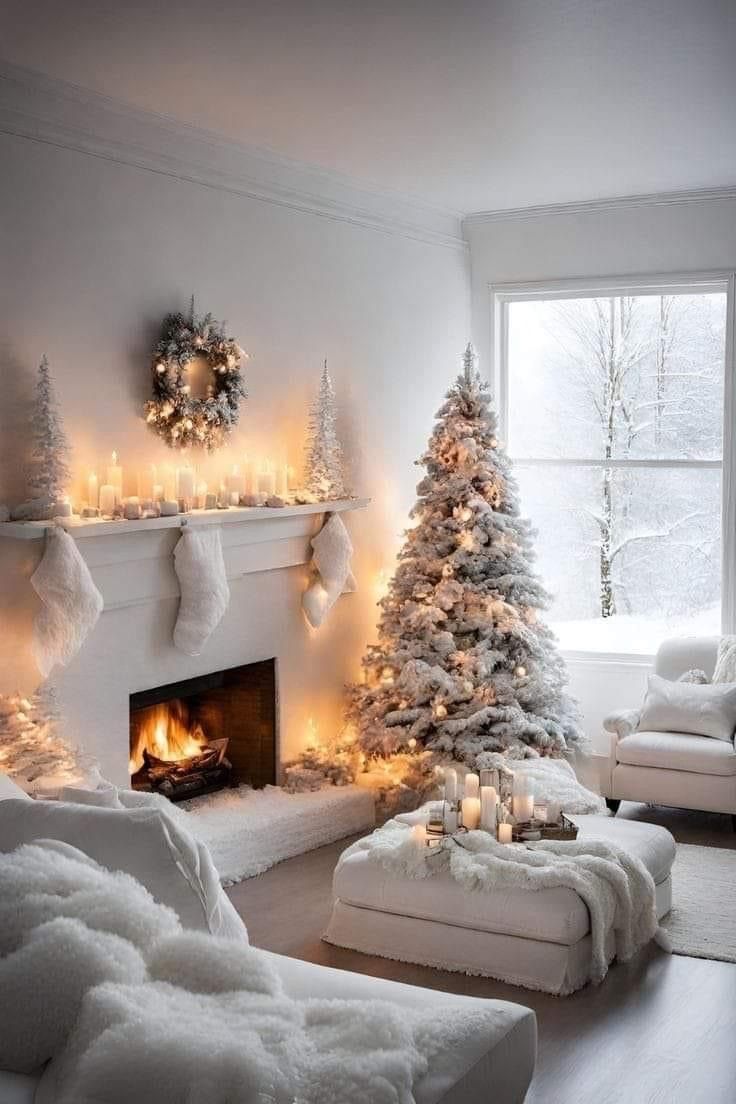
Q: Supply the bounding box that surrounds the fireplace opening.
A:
[129,659,277,801]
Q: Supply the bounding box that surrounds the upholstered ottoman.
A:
[324,815,675,995]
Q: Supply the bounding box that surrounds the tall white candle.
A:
[138,464,156,500]
[87,472,99,508]
[176,465,195,503]
[106,451,123,504]
[162,465,177,502]
[410,824,427,846]
[99,484,116,516]
[464,772,480,799]
[257,463,276,496]
[480,786,498,832]
[276,464,289,498]
[153,483,165,502]
[226,465,245,498]
[461,796,481,830]
[196,481,208,508]
[443,767,457,804]
[512,793,535,823]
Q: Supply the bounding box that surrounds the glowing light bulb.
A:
[156,362,166,374]
[515,665,527,678]
[408,737,417,749]
[460,506,472,522]
[434,703,447,720]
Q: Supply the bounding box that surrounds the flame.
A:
[129,700,206,774]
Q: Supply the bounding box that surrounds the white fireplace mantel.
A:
[1,498,369,611]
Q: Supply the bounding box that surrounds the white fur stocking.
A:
[173,527,230,656]
[302,513,355,629]
[30,527,103,678]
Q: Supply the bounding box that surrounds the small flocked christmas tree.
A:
[348,345,582,799]
[27,355,72,503]
[304,361,347,500]
[0,686,85,793]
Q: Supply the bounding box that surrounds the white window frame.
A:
[489,271,736,661]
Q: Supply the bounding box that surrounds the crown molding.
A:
[463,186,736,228]
[0,61,466,252]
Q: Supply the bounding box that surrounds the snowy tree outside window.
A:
[502,286,727,655]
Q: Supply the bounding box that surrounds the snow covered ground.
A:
[552,605,720,656]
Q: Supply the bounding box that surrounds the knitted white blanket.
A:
[0,841,497,1104]
[348,817,662,986]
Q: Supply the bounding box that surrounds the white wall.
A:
[466,194,736,749]
[0,111,470,767]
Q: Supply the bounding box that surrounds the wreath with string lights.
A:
[145,298,247,451]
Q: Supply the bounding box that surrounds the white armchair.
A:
[601,636,736,827]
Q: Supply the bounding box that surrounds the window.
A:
[493,278,733,656]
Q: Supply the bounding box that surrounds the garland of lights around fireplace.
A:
[145,298,248,451]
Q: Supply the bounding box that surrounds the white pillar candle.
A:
[276,464,289,498]
[512,793,535,823]
[204,492,217,509]
[106,451,123,504]
[138,464,156,500]
[229,491,239,506]
[87,472,99,508]
[196,481,208,508]
[443,767,457,804]
[480,786,498,832]
[53,499,72,518]
[153,483,165,502]
[257,465,277,496]
[176,466,195,503]
[498,822,513,844]
[99,484,116,516]
[410,824,427,846]
[461,796,481,830]
[464,772,480,799]
[226,466,245,498]
[162,465,177,502]
[160,500,179,516]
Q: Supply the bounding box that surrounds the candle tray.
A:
[512,813,579,843]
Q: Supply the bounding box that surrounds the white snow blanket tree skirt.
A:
[325,814,675,995]
[0,840,512,1104]
[179,783,375,885]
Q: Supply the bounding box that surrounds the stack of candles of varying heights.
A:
[78,452,299,519]
[439,766,534,843]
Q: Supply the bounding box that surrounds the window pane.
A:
[516,463,721,655]
[508,293,726,461]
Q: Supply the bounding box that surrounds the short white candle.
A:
[87,472,99,508]
[443,767,457,804]
[461,796,481,830]
[226,466,245,498]
[257,464,276,495]
[138,464,156,500]
[153,483,165,502]
[498,822,513,844]
[99,484,116,516]
[53,499,72,518]
[410,824,427,846]
[464,772,480,799]
[276,464,289,498]
[480,786,498,832]
[196,481,208,508]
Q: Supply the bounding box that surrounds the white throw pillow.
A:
[639,674,736,742]
[713,635,736,684]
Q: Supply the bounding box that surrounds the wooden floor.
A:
[227,802,736,1104]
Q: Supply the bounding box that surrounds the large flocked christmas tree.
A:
[348,345,582,799]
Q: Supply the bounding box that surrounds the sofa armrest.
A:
[603,709,640,740]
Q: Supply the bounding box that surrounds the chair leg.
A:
[606,798,621,815]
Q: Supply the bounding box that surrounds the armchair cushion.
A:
[713,635,736,684]
[616,729,736,777]
[639,674,736,743]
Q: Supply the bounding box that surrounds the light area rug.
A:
[181,783,375,885]
[662,843,736,963]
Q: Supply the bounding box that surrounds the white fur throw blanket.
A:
[348,818,662,987]
[1,841,495,1103]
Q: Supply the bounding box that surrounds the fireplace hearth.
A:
[129,660,277,801]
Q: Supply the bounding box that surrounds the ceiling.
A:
[2,0,735,215]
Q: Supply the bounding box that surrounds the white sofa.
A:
[0,777,536,1104]
[601,636,736,825]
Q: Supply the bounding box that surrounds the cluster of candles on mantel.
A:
[69,452,297,521]
[410,766,560,846]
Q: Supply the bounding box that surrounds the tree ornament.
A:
[347,342,583,808]
[26,355,72,504]
[304,360,348,500]
[145,297,247,452]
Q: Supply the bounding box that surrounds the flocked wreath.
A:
[145,298,247,451]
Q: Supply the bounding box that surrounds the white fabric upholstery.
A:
[612,763,736,816]
[0,774,32,801]
[0,798,246,942]
[639,674,736,742]
[617,729,736,776]
[268,951,536,1104]
[713,634,736,683]
[326,816,674,995]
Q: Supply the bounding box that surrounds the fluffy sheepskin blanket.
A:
[509,756,606,815]
[348,818,661,987]
[1,841,495,1103]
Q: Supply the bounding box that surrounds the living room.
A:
[1,2,735,1101]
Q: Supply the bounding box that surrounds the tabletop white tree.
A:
[27,355,72,504]
[304,361,347,500]
[348,345,583,796]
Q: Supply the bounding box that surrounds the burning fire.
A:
[130,700,206,775]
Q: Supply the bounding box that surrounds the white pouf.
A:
[324,815,675,995]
